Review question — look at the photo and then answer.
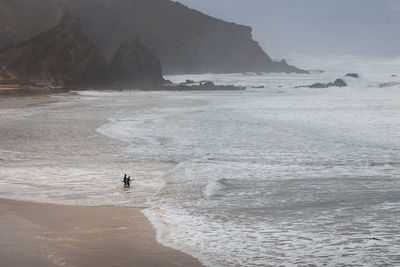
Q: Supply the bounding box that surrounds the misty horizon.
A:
[179,0,400,59]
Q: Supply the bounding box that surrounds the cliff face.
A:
[0,0,61,47]
[0,15,165,87]
[59,0,305,74]
[0,14,106,86]
[109,37,164,84]
[0,0,305,74]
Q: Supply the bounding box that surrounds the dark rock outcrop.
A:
[109,37,163,84]
[379,81,400,88]
[297,79,347,89]
[164,81,244,91]
[0,0,307,74]
[271,60,307,74]
[0,14,106,87]
[345,73,359,78]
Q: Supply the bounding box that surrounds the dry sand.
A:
[0,198,202,267]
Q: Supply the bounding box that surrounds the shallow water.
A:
[1,55,400,266]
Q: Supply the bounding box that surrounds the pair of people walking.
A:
[123,174,134,188]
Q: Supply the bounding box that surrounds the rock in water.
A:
[297,79,347,88]
[0,14,106,87]
[109,38,163,84]
[271,59,307,74]
[330,79,347,87]
[345,73,359,78]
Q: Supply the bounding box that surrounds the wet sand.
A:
[0,198,202,267]
[0,95,60,109]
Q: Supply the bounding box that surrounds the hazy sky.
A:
[179,0,400,59]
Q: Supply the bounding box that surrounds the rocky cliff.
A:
[0,14,106,86]
[109,37,164,84]
[0,15,164,87]
[0,0,61,48]
[0,0,306,74]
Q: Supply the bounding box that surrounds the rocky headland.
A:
[0,0,307,75]
[0,14,106,87]
[0,15,164,89]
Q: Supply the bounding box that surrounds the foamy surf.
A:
[95,55,400,266]
[1,55,400,266]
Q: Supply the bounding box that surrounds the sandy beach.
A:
[0,198,202,267]
[0,92,203,266]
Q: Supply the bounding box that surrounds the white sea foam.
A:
[139,56,400,266]
[203,178,228,198]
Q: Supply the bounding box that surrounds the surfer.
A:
[123,174,127,187]
[127,176,132,188]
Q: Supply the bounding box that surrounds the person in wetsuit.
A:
[123,174,127,187]
[127,176,131,188]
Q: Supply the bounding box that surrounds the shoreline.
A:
[0,198,202,267]
[0,94,203,266]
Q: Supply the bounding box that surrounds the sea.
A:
[1,55,400,266]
